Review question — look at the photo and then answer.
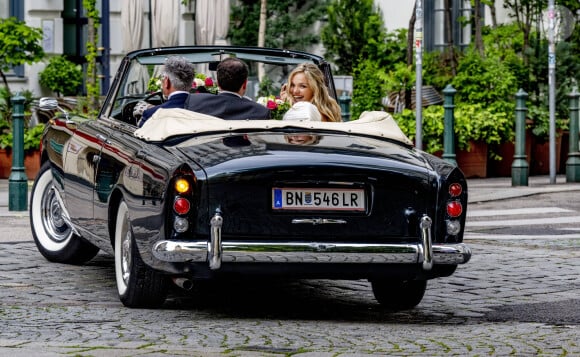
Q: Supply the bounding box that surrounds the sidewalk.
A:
[467,174,580,203]
[1,176,580,217]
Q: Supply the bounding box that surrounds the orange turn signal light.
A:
[175,178,190,194]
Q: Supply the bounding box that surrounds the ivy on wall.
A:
[83,0,100,115]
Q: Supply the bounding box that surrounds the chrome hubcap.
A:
[121,220,132,285]
[41,186,71,242]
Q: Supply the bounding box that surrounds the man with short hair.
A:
[138,56,194,127]
[184,57,271,120]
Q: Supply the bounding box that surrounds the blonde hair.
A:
[284,63,342,122]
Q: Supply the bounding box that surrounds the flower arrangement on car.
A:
[146,73,219,94]
[191,73,219,94]
[257,95,291,120]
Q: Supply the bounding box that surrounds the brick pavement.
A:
[0,176,579,355]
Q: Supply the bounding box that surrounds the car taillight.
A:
[445,181,464,237]
[174,197,190,215]
[449,183,462,197]
[446,201,462,217]
[170,173,196,235]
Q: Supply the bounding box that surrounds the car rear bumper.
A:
[153,212,471,271]
[153,239,471,265]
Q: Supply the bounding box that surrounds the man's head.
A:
[216,57,249,94]
[162,56,195,95]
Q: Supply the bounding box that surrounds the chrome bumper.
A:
[153,212,471,270]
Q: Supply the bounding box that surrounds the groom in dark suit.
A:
[184,57,271,120]
[138,56,195,127]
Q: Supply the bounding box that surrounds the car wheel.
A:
[30,162,99,264]
[114,199,167,308]
[370,279,427,310]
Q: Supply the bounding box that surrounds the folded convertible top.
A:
[134,108,413,146]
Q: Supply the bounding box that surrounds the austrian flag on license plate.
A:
[272,188,366,211]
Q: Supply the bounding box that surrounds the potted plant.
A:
[527,103,569,175]
[39,55,83,97]
[393,101,515,178]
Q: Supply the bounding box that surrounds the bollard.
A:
[442,84,457,166]
[512,89,529,186]
[566,86,580,182]
[9,93,28,211]
[339,92,351,122]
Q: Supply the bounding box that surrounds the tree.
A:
[321,0,387,75]
[0,17,44,95]
[229,0,327,51]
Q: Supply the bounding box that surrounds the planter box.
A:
[531,135,562,176]
[488,130,533,177]
[0,149,41,180]
[456,141,488,178]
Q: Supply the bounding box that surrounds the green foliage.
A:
[454,102,514,149]
[383,63,414,94]
[258,76,275,98]
[451,49,518,106]
[321,0,388,75]
[83,0,101,115]
[0,123,45,151]
[527,102,569,139]
[24,123,45,151]
[229,0,328,51]
[0,87,36,125]
[392,102,514,155]
[393,106,445,154]
[39,56,83,97]
[528,37,580,121]
[351,59,388,119]
[0,17,45,92]
[422,52,453,92]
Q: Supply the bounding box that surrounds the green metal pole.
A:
[512,88,529,187]
[442,84,457,166]
[566,86,580,182]
[338,92,351,122]
[9,93,28,211]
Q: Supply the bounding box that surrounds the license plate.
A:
[272,188,366,211]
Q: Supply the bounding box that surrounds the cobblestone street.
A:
[1,178,579,356]
[0,232,578,356]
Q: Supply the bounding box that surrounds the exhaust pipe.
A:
[172,277,194,291]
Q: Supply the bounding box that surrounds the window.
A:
[424,0,483,52]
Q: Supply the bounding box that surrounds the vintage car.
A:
[30,46,471,309]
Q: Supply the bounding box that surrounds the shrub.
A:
[39,56,83,97]
[393,102,514,157]
[351,59,388,119]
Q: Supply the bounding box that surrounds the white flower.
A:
[193,78,205,87]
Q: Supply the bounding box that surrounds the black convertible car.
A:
[30,46,471,309]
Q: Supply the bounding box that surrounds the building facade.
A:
[2,0,510,98]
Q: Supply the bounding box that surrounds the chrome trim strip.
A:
[208,211,223,270]
[292,218,347,225]
[152,240,471,265]
[420,215,433,270]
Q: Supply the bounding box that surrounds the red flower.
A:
[266,100,278,110]
[205,77,214,87]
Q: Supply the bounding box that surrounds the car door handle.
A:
[136,150,147,159]
[96,134,111,145]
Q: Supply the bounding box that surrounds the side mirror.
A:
[38,97,59,111]
[38,97,70,120]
